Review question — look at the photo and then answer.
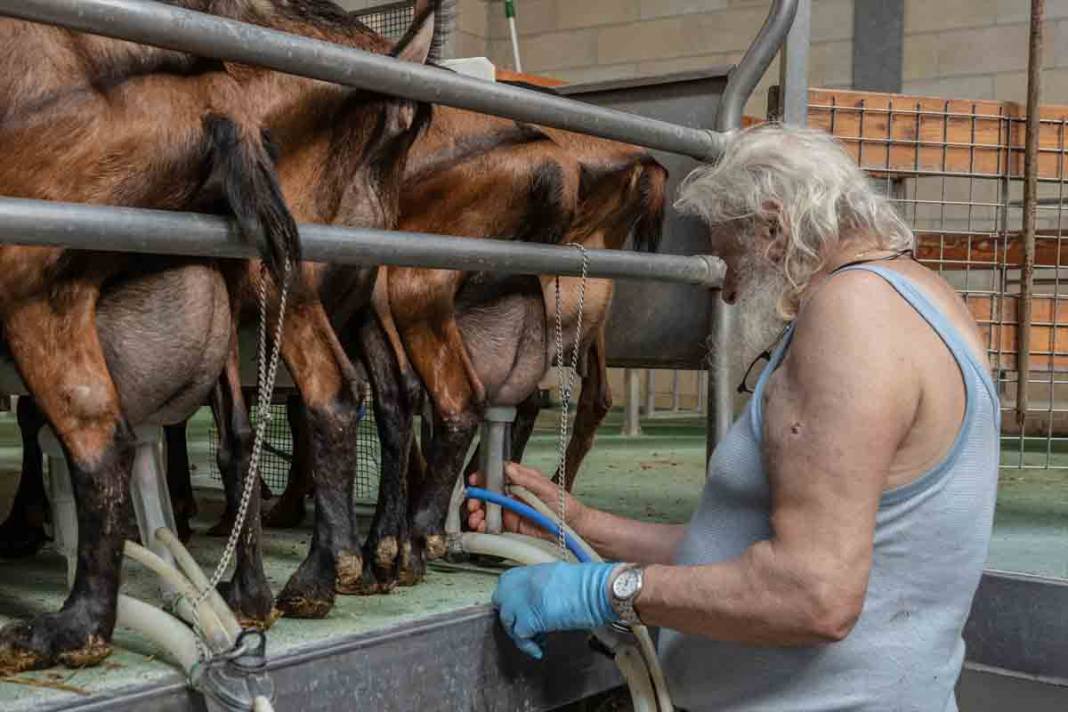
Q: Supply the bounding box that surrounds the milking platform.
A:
[1,410,1066,711]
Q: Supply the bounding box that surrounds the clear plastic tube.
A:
[509,486,600,563]
[459,532,559,565]
[116,593,200,673]
[124,541,231,651]
[154,528,242,639]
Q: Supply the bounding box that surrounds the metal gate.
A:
[810,88,1068,471]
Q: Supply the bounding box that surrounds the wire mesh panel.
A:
[351,1,415,40]
[809,88,1068,471]
[209,392,381,504]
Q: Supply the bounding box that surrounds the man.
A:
[468,125,999,710]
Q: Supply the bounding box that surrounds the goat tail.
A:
[632,156,668,254]
[203,114,301,283]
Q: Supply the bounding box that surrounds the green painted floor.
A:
[0,407,1064,708]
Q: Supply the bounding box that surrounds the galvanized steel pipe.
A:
[0,0,726,161]
[0,197,725,288]
[715,0,800,132]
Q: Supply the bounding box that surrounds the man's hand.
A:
[492,562,619,659]
[466,462,588,540]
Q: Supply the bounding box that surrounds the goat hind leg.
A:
[210,344,276,628]
[557,332,612,490]
[0,292,133,672]
[274,302,362,618]
[262,394,312,529]
[163,421,197,542]
[355,315,417,593]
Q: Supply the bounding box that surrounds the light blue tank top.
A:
[659,265,1000,712]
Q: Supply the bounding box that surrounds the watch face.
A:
[613,569,641,599]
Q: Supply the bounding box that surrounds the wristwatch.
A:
[608,564,645,625]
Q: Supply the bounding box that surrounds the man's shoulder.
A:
[791,270,905,356]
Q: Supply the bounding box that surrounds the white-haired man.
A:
[468,125,999,711]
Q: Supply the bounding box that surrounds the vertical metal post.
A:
[644,369,656,416]
[779,0,811,127]
[707,0,801,456]
[1017,0,1044,427]
[479,406,517,534]
[698,370,709,415]
[623,369,642,437]
[671,370,682,412]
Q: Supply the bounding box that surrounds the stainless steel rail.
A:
[2,0,727,161]
[0,197,725,288]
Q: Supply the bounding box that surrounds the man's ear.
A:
[762,217,787,265]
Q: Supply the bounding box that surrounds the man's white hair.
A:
[676,124,915,315]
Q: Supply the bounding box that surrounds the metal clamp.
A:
[192,629,275,711]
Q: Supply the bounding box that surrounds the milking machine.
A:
[40,425,275,712]
[443,249,675,711]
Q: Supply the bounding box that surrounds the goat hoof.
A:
[234,609,281,631]
[218,569,276,629]
[263,493,306,529]
[398,539,427,587]
[423,533,447,561]
[275,595,333,620]
[0,613,110,674]
[277,553,336,618]
[349,537,402,595]
[333,550,364,595]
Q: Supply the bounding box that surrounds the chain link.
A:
[553,244,589,557]
[194,261,292,619]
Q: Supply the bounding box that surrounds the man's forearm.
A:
[574,506,685,564]
[635,541,861,646]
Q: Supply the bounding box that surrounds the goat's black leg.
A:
[163,421,197,542]
[356,314,418,592]
[408,408,480,577]
[0,396,49,559]
[211,345,275,628]
[263,394,312,529]
[274,300,363,618]
[0,293,134,672]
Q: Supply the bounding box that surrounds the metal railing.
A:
[0,198,725,287]
[0,0,802,449]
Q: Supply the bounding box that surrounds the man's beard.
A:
[732,257,792,371]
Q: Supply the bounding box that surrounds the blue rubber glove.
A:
[492,562,619,659]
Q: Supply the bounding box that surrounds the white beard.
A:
[732,259,792,370]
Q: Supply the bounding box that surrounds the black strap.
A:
[830,248,915,275]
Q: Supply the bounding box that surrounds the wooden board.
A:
[808,88,1068,180]
[968,294,1068,371]
[916,231,1068,267]
[494,69,565,88]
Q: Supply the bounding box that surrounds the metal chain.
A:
[195,261,292,613]
[553,244,589,557]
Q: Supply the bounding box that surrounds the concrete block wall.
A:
[438,1,1068,115]
[463,0,854,118]
[902,0,1068,104]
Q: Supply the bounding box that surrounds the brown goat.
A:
[264,114,667,589]
[0,0,439,670]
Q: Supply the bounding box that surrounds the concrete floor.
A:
[0,407,1063,708]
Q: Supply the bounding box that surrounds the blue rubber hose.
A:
[464,487,591,563]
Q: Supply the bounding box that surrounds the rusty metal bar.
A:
[1017,0,1045,427]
